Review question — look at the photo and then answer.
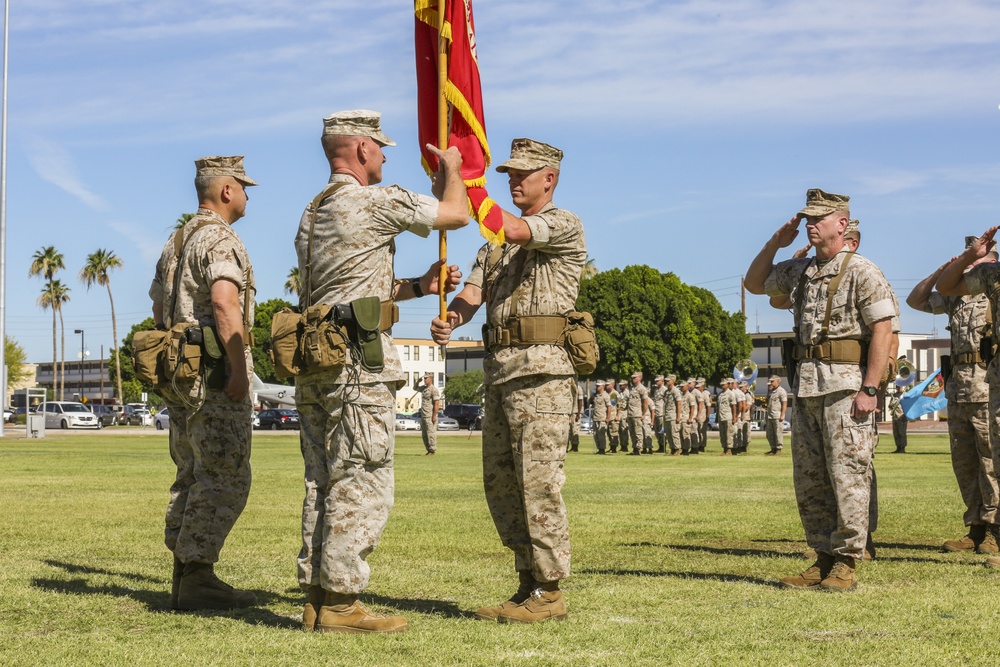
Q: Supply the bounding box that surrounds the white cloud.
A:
[22,136,108,211]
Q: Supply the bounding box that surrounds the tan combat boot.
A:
[315,592,408,634]
[497,583,568,624]
[170,555,183,610]
[780,552,834,589]
[176,562,258,611]
[942,524,986,552]
[819,556,857,592]
[976,525,999,554]
[474,571,534,621]
[301,585,326,632]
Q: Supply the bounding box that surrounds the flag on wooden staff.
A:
[415,0,504,244]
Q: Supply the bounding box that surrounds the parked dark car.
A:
[443,403,482,429]
[257,408,300,430]
[90,404,120,427]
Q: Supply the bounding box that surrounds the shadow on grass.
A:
[623,542,799,559]
[34,561,301,629]
[580,567,780,588]
[362,592,471,619]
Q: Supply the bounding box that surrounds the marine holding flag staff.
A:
[935,226,1000,568]
[431,138,586,624]
[745,188,896,592]
[293,110,468,634]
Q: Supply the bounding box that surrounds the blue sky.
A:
[4,0,1000,363]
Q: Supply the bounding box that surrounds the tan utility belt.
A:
[484,315,567,350]
[954,351,984,365]
[332,300,399,332]
[793,339,865,364]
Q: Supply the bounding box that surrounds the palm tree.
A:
[175,213,196,230]
[285,266,301,297]
[29,247,65,398]
[582,257,599,280]
[38,280,70,400]
[80,249,124,404]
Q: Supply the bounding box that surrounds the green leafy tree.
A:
[112,317,158,401]
[80,249,125,402]
[29,246,65,399]
[174,213,196,230]
[4,336,29,390]
[576,265,750,385]
[251,297,293,383]
[443,369,483,405]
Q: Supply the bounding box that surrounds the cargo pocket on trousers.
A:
[528,394,574,462]
[841,413,874,474]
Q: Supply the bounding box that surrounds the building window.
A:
[403,345,410,361]
[414,346,420,361]
[429,347,435,362]
[438,372,444,387]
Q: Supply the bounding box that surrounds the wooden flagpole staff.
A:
[437,0,449,321]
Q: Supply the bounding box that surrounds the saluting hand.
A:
[771,217,802,249]
[966,227,999,262]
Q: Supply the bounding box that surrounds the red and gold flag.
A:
[415,0,504,244]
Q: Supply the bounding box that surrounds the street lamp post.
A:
[74,329,85,402]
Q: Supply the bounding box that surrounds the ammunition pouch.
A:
[482,312,599,376]
[561,311,599,376]
[302,304,349,374]
[200,325,226,390]
[941,355,952,384]
[163,323,203,385]
[793,339,865,364]
[270,307,305,380]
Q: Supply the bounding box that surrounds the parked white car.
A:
[38,401,100,429]
[154,408,170,430]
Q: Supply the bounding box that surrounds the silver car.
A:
[39,402,100,429]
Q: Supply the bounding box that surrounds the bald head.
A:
[323,133,385,185]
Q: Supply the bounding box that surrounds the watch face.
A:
[863,386,877,396]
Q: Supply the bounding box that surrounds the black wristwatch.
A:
[411,278,424,298]
[860,385,878,397]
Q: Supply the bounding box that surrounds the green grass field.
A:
[0,429,995,666]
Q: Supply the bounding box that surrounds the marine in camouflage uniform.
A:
[696,379,711,452]
[591,381,611,454]
[149,155,258,611]
[626,371,650,455]
[606,379,621,453]
[911,243,999,553]
[418,372,442,455]
[747,188,896,591]
[765,375,788,455]
[295,111,468,633]
[651,375,668,453]
[739,381,753,454]
[678,381,693,455]
[664,375,682,455]
[617,380,631,452]
[716,378,736,455]
[433,138,584,622]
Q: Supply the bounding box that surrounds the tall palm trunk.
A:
[51,308,57,399]
[106,283,123,404]
[58,307,66,400]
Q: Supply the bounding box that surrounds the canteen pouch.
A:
[781,338,798,389]
[163,323,202,384]
[350,296,384,372]
[302,303,348,373]
[132,328,170,386]
[561,311,599,376]
[270,307,305,379]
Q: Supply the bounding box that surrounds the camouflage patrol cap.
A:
[697,377,706,386]
[740,381,749,388]
[845,219,860,238]
[798,188,849,218]
[631,371,642,379]
[654,375,664,382]
[723,377,734,385]
[686,377,696,384]
[596,380,605,387]
[769,375,781,382]
[666,374,676,382]
[423,372,434,379]
[323,109,396,147]
[496,138,563,173]
[194,155,258,187]
[618,379,627,386]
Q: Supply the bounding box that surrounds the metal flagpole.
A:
[0,0,10,438]
[436,0,449,320]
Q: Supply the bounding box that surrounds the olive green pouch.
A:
[350,296,384,372]
[201,325,227,390]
